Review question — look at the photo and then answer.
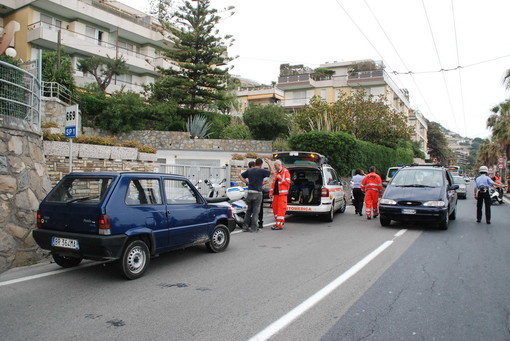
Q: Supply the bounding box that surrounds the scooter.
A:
[225,184,248,229]
[489,186,503,205]
[204,178,226,198]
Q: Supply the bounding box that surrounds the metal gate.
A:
[158,164,230,198]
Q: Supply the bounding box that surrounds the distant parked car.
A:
[453,175,467,199]
[379,165,459,230]
[33,172,235,279]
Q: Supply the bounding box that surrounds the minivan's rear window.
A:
[46,177,113,204]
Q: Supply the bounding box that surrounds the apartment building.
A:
[235,86,284,116]
[0,0,173,93]
[276,59,428,155]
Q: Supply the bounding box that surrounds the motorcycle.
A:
[225,185,248,229]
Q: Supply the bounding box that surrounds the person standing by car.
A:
[270,159,291,230]
[351,169,365,216]
[240,158,272,232]
[245,161,268,228]
[474,165,494,224]
[361,166,383,220]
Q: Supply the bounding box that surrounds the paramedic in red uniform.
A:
[269,160,291,230]
[361,166,383,220]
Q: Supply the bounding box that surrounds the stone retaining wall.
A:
[0,125,52,272]
[82,128,273,153]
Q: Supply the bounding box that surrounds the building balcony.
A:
[347,70,384,86]
[27,22,160,75]
[237,86,284,100]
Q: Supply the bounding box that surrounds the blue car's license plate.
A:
[51,237,80,249]
[401,209,416,215]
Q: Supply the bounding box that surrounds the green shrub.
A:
[288,131,413,176]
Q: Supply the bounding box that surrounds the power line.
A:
[451,0,467,136]
[421,0,459,132]
[362,0,438,121]
[391,54,510,75]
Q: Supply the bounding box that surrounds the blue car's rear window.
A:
[46,177,113,204]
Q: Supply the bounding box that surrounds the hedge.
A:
[288,131,414,177]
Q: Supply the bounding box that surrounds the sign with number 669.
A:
[65,105,79,138]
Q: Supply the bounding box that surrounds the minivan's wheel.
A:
[120,240,150,280]
[206,224,230,253]
[323,204,334,222]
[337,197,347,213]
[52,253,82,268]
[379,216,391,227]
[449,206,457,220]
[438,210,449,230]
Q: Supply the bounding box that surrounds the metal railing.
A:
[0,60,41,132]
[41,81,76,104]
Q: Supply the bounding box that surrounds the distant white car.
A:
[453,176,467,199]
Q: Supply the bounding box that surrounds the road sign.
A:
[499,164,504,170]
[65,126,76,138]
[65,105,79,138]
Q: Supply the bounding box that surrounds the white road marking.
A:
[248,230,407,341]
[0,261,105,287]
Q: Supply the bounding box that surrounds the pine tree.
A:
[150,0,234,116]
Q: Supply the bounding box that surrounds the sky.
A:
[118,0,510,139]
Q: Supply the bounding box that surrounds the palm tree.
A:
[487,100,510,158]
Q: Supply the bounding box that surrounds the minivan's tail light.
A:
[321,188,329,197]
[98,214,111,235]
[36,210,43,228]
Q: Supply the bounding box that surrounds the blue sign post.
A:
[65,105,79,172]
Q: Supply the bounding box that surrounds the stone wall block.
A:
[7,135,23,155]
[7,156,26,174]
[0,175,17,192]
[0,228,16,254]
[0,156,7,174]
[138,152,157,162]
[78,144,111,159]
[18,169,29,191]
[14,189,40,211]
[110,146,138,160]
[43,141,78,157]
[7,223,28,240]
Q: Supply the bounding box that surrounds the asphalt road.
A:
[1,190,509,341]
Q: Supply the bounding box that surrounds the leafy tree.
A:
[75,84,107,127]
[243,104,290,140]
[99,91,147,133]
[41,48,75,93]
[149,0,234,116]
[77,56,128,92]
[412,141,426,159]
[426,120,454,163]
[295,90,412,148]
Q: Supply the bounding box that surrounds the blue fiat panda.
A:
[33,172,235,279]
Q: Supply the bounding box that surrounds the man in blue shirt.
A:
[240,158,272,232]
[474,165,494,224]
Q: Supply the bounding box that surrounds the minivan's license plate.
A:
[51,237,80,249]
[402,209,416,215]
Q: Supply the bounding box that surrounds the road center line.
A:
[249,230,407,341]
